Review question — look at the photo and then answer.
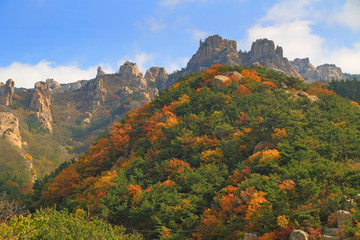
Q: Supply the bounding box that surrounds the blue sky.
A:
[0,0,359,88]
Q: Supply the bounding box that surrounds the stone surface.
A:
[335,210,352,227]
[145,67,169,90]
[291,59,345,82]
[319,235,340,240]
[214,75,230,89]
[0,112,22,149]
[96,66,106,78]
[61,80,87,91]
[85,78,107,104]
[119,61,147,89]
[29,81,53,132]
[323,228,340,236]
[0,79,15,106]
[289,230,309,240]
[244,39,302,79]
[184,35,241,75]
[46,78,62,91]
[317,64,345,81]
[287,89,319,103]
[244,233,258,240]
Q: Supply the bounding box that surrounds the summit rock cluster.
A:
[177,35,346,82]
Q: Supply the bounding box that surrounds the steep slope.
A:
[33,65,360,239]
[0,61,171,191]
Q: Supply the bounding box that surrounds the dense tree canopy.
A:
[27,65,360,239]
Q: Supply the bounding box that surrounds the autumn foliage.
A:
[31,65,360,239]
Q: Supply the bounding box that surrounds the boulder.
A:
[244,233,258,240]
[0,79,15,106]
[289,230,309,240]
[335,210,352,227]
[214,75,230,89]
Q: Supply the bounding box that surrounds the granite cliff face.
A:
[145,67,169,91]
[185,35,241,74]
[291,59,345,82]
[316,64,344,81]
[0,79,15,106]
[29,82,53,132]
[173,36,302,80]
[46,78,62,91]
[243,39,302,79]
[0,112,23,149]
[171,35,347,82]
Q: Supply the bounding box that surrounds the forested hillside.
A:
[22,65,360,239]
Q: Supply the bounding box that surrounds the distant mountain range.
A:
[0,34,357,182]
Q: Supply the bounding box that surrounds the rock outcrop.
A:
[185,35,241,74]
[29,81,53,132]
[335,210,352,227]
[289,230,309,240]
[145,67,169,91]
[61,80,87,91]
[291,58,318,81]
[291,59,345,82]
[0,79,15,106]
[119,62,147,89]
[0,112,23,149]
[244,233,257,240]
[316,64,344,81]
[46,78,62,91]
[244,39,302,79]
[96,66,106,78]
[85,78,107,105]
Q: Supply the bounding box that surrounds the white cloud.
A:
[117,52,155,74]
[243,21,326,65]
[337,0,360,31]
[164,57,189,73]
[329,42,360,73]
[189,28,209,41]
[147,17,166,32]
[263,0,314,23]
[239,0,360,73]
[0,61,115,89]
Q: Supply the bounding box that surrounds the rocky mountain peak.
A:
[246,39,302,79]
[118,61,147,89]
[119,61,143,79]
[249,38,276,62]
[185,35,241,74]
[46,78,61,91]
[0,79,15,106]
[96,66,106,78]
[145,67,169,91]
